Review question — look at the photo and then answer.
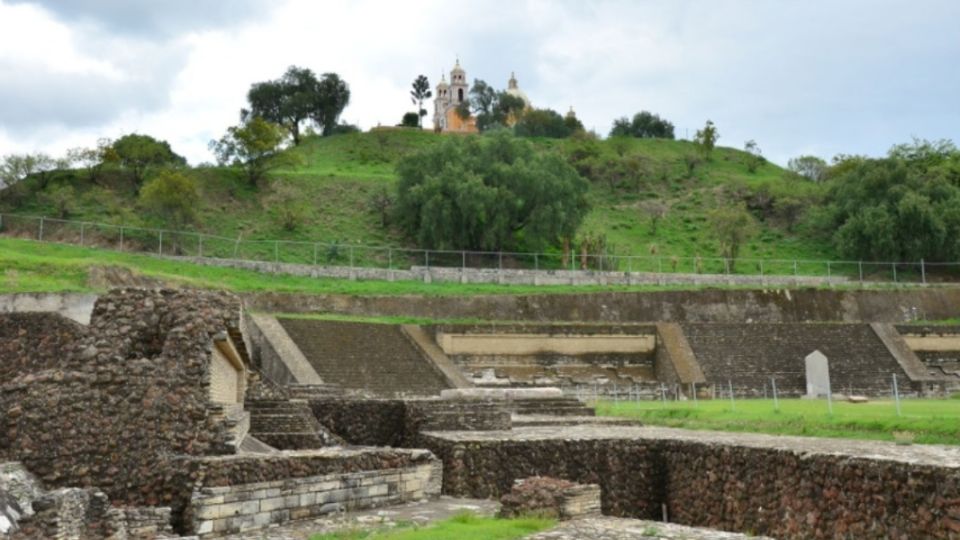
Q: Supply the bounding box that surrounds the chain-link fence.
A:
[2,213,960,284]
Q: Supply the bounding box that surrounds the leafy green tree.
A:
[708,205,757,271]
[42,184,76,218]
[243,66,351,143]
[462,81,526,132]
[514,108,571,138]
[564,111,585,134]
[825,149,960,262]
[743,140,765,173]
[694,120,719,159]
[609,111,675,139]
[138,170,200,229]
[401,112,420,128]
[368,186,394,228]
[209,117,289,187]
[787,155,828,182]
[313,72,351,136]
[111,134,186,185]
[410,75,432,128]
[66,139,117,185]
[0,153,59,190]
[394,131,590,251]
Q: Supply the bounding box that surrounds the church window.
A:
[458,88,464,102]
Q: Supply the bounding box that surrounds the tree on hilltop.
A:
[788,155,828,183]
[694,120,719,159]
[138,170,200,230]
[410,75,432,128]
[112,134,186,186]
[243,66,351,144]
[610,111,675,139]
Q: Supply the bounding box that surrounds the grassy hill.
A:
[0,129,834,268]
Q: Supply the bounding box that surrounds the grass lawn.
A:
[594,397,960,445]
[309,513,555,540]
[0,237,708,296]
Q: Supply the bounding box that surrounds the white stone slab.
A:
[804,350,831,398]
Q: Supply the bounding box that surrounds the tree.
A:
[209,117,289,187]
[743,140,765,173]
[111,134,186,186]
[462,81,526,131]
[787,155,828,183]
[638,200,668,235]
[66,139,117,185]
[313,72,351,136]
[410,75,432,128]
[694,120,719,159]
[708,205,757,271]
[514,108,571,138]
[243,66,350,143]
[42,184,76,218]
[400,112,420,128]
[394,131,590,251]
[0,153,58,189]
[609,111,675,139]
[138,170,200,229]
[368,186,394,228]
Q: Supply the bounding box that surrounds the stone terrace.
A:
[278,319,451,397]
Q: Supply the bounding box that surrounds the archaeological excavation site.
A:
[2,287,960,539]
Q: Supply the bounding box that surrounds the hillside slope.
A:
[0,129,833,265]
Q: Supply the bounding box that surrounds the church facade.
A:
[432,60,531,133]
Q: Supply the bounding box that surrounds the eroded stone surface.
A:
[525,517,773,540]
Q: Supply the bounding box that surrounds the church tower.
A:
[449,58,469,105]
[433,73,450,131]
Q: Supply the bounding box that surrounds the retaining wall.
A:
[243,288,960,324]
[420,426,960,540]
[177,449,441,536]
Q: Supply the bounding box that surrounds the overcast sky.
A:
[1,0,958,166]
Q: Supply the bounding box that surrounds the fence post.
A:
[534,252,539,271]
[658,257,662,274]
[892,374,902,417]
[921,259,926,284]
[724,258,730,274]
[893,263,897,283]
[498,251,503,271]
[771,377,779,411]
[793,260,798,276]
[759,260,764,278]
[388,248,392,270]
[158,231,163,256]
[349,245,354,269]
[38,217,44,241]
[313,243,318,265]
[198,234,203,258]
[274,241,279,263]
[728,379,735,411]
[119,227,124,251]
[826,261,831,279]
[462,251,466,270]
[79,222,85,246]
[858,261,863,283]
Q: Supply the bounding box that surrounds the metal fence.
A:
[2,213,959,284]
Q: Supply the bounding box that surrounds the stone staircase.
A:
[244,399,343,449]
[278,319,453,397]
[511,397,595,417]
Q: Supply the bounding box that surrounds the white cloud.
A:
[0,0,958,166]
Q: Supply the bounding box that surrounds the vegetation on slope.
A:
[309,512,554,540]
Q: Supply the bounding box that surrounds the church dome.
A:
[451,58,465,76]
[437,73,449,89]
[505,72,531,108]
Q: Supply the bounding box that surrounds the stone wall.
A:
[0,289,242,509]
[173,449,441,536]
[680,323,922,396]
[243,287,960,324]
[309,398,511,447]
[0,313,85,383]
[420,426,960,540]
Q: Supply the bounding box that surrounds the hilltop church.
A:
[432,59,532,133]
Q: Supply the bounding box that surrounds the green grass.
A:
[0,236,725,296]
[309,512,554,540]
[1,129,842,267]
[594,398,960,445]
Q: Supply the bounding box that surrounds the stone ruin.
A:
[2,288,960,539]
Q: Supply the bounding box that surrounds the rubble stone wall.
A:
[0,313,85,383]
[0,289,243,509]
[420,434,960,540]
[309,398,511,447]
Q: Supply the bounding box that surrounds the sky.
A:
[0,0,958,166]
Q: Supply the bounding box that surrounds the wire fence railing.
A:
[2,213,960,284]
